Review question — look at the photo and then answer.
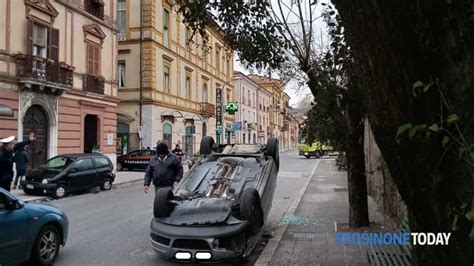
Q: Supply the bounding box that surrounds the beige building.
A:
[0,0,119,167]
[116,0,234,156]
[233,71,270,144]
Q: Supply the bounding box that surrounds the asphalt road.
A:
[49,150,317,266]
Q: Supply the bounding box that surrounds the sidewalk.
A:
[256,158,386,265]
[11,162,191,202]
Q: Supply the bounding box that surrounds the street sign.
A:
[232,122,242,132]
[225,102,238,115]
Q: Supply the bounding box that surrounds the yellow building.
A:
[0,0,119,167]
[116,0,234,155]
[248,74,289,150]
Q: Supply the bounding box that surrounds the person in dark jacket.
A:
[172,144,184,162]
[13,145,29,189]
[0,133,36,191]
[144,140,183,194]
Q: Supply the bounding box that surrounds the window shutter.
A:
[49,28,59,62]
[87,44,93,74]
[27,20,34,54]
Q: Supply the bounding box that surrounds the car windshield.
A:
[41,156,75,170]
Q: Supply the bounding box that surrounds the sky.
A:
[233,0,329,108]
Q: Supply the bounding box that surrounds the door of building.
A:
[22,105,48,168]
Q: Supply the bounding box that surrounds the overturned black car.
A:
[150,137,279,262]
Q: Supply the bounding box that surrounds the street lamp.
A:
[216,79,234,145]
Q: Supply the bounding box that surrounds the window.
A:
[94,157,110,168]
[44,156,75,170]
[247,91,250,106]
[243,133,246,144]
[185,76,191,99]
[117,0,126,40]
[118,60,126,88]
[185,27,191,46]
[29,21,59,61]
[215,48,220,72]
[163,123,172,147]
[163,9,170,47]
[85,0,104,20]
[227,59,231,77]
[163,65,170,92]
[202,122,207,137]
[202,83,208,102]
[72,158,94,171]
[33,24,47,57]
[87,42,101,75]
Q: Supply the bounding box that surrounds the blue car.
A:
[0,188,68,265]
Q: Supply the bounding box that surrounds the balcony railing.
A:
[200,102,215,117]
[16,54,74,87]
[83,74,105,94]
[84,0,104,20]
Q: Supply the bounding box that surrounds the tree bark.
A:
[333,0,474,264]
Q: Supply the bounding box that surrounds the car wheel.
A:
[100,178,113,191]
[116,162,123,171]
[30,225,60,266]
[200,136,215,155]
[266,138,279,168]
[305,155,310,159]
[240,188,264,235]
[53,185,67,199]
[154,187,175,218]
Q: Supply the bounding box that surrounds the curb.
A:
[255,159,321,266]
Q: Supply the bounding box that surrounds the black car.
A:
[116,149,156,171]
[22,154,115,199]
[150,136,279,262]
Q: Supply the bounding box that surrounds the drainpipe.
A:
[139,0,143,148]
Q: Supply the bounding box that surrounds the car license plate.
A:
[26,184,34,189]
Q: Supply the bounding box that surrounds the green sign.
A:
[225,102,238,115]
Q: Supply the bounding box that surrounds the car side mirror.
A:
[69,168,78,173]
[6,199,20,210]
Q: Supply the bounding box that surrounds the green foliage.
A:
[176,0,286,69]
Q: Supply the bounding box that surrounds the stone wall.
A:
[364,118,407,224]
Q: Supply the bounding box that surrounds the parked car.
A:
[149,136,279,262]
[21,154,115,199]
[0,188,68,265]
[116,149,156,171]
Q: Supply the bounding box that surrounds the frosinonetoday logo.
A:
[335,232,451,246]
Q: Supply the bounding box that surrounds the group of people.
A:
[0,132,36,192]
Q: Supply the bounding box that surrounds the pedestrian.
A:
[92,144,102,153]
[172,144,184,162]
[144,140,183,194]
[0,132,36,192]
[13,144,29,189]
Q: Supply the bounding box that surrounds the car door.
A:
[139,150,153,169]
[124,150,139,169]
[0,191,29,265]
[67,158,96,191]
[94,157,112,184]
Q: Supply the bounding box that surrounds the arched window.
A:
[163,123,172,146]
[202,122,207,137]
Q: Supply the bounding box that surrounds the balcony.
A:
[83,74,105,94]
[84,0,104,20]
[200,102,215,117]
[16,54,74,95]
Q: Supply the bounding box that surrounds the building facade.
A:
[248,74,287,150]
[0,0,119,167]
[117,0,234,157]
[233,71,271,144]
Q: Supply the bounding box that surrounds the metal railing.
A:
[16,55,74,86]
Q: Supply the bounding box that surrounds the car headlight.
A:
[304,152,309,155]
[42,179,48,184]
[21,176,26,181]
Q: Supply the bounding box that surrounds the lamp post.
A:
[216,79,234,145]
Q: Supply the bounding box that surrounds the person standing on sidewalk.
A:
[144,140,183,194]
[13,145,29,189]
[0,132,36,192]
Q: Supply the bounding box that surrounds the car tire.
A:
[200,136,215,155]
[100,178,113,191]
[153,187,175,218]
[266,138,279,168]
[305,155,310,159]
[53,185,67,199]
[30,225,61,266]
[240,188,264,235]
[117,162,123,171]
